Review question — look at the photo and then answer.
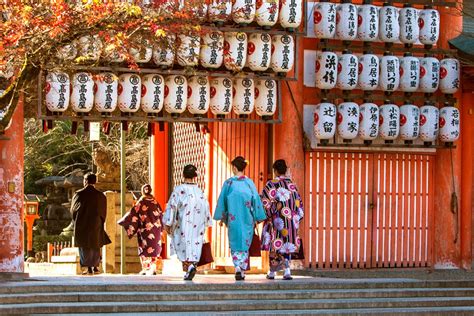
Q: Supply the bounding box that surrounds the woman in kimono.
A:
[118,184,163,276]
[213,156,267,281]
[163,165,212,281]
[261,159,304,280]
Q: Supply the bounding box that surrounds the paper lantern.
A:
[439,105,460,143]
[399,4,419,45]
[153,35,176,68]
[141,74,164,114]
[129,36,153,63]
[399,53,420,92]
[71,72,94,113]
[187,76,210,116]
[0,61,13,79]
[232,0,256,24]
[358,52,379,91]
[56,44,77,61]
[313,1,336,39]
[247,33,271,71]
[210,77,233,117]
[399,103,420,142]
[419,102,439,144]
[335,2,357,41]
[439,58,460,94]
[336,50,358,90]
[256,0,279,27]
[200,31,224,69]
[379,103,399,142]
[190,1,208,22]
[94,73,118,113]
[224,32,247,71]
[208,0,232,23]
[357,2,378,42]
[358,102,379,141]
[233,78,254,116]
[315,50,338,90]
[337,101,359,140]
[379,3,400,43]
[177,34,201,67]
[164,75,187,115]
[270,34,294,73]
[419,56,440,94]
[379,53,400,92]
[314,101,336,141]
[419,6,440,46]
[279,0,302,29]
[255,79,277,117]
[77,35,102,62]
[118,74,141,113]
[45,72,70,113]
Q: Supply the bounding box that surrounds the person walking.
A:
[260,159,304,280]
[118,184,163,276]
[71,172,111,275]
[163,165,212,281]
[213,156,266,281]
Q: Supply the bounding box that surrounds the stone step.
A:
[2,296,474,314]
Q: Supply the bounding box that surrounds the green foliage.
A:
[33,234,72,253]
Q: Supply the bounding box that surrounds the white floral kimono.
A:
[163,184,212,264]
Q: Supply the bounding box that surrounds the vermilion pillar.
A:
[0,99,24,273]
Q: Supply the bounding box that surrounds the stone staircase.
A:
[2,276,474,315]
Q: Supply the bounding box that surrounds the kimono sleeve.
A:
[163,190,180,227]
[260,181,275,219]
[248,180,267,222]
[204,198,213,228]
[70,192,81,221]
[293,182,304,221]
[117,202,140,239]
[213,180,231,223]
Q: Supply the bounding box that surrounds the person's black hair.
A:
[141,184,152,196]
[273,159,288,175]
[183,164,198,179]
[84,172,97,185]
[231,156,248,172]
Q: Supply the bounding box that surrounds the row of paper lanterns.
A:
[44,72,278,117]
[314,1,440,45]
[314,101,460,144]
[316,50,460,94]
[59,32,295,73]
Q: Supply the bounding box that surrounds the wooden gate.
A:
[304,152,435,269]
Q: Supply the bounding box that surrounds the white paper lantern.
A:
[279,0,302,29]
[357,2,378,42]
[255,79,277,117]
[335,2,357,41]
[419,102,439,143]
[379,4,400,43]
[399,103,420,142]
[337,101,359,140]
[379,53,400,92]
[210,77,233,116]
[256,0,279,27]
[45,72,70,113]
[190,1,208,22]
[358,53,379,91]
[379,103,400,141]
[153,35,176,68]
[313,1,336,39]
[247,33,271,71]
[77,35,102,62]
[208,0,232,23]
[419,56,440,93]
[270,34,294,73]
[71,72,94,113]
[118,74,141,113]
[94,73,118,113]
[141,74,164,114]
[57,44,77,61]
[439,105,460,143]
[314,101,336,141]
[164,75,187,115]
[315,50,338,90]
[0,61,14,79]
[129,36,153,63]
[200,31,224,69]
[232,0,256,24]
[233,78,254,116]
[187,76,210,115]
[177,34,200,67]
[399,53,420,92]
[358,102,379,141]
[224,32,247,71]
[399,5,419,45]
[336,50,358,90]
[439,58,460,94]
[419,6,440,46]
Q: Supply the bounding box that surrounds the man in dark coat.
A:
[71,172,110,275]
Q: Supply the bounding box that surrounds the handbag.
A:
[292,240,305,260]
[248,230,261,257]
[197,242,214,266]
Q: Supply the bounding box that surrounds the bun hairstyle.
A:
[183,164,198,179]
[141,184,152,196]
[231,156,248,172]
[273,159,288,175]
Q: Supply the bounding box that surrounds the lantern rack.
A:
[306,142,454,150]
[377,0,457,7]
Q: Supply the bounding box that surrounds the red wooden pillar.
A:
[0,98,24,273]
